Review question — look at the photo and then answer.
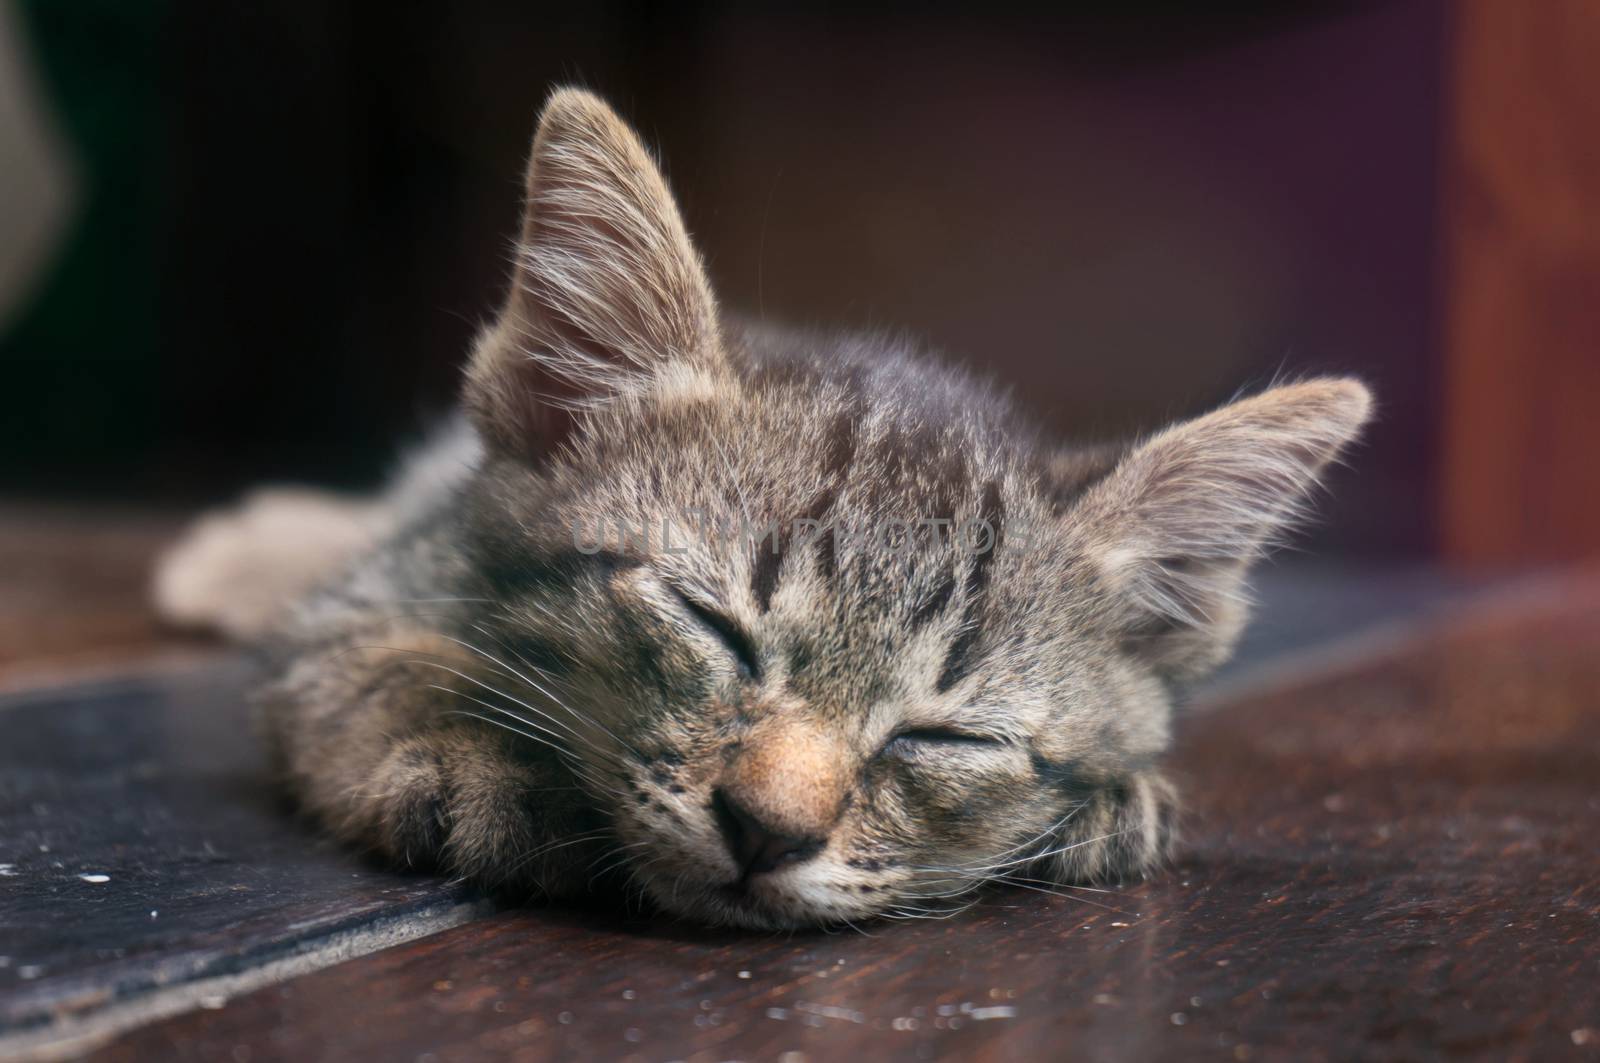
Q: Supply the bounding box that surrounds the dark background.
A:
[0,1,1486,559]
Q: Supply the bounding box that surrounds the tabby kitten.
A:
[156,89,1371,929]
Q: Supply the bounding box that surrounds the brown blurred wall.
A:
[1440,0,1600,565]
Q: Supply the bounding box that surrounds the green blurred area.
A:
[2,0,170,490]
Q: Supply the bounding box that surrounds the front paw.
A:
[366,726,606,897]
[1031,771,1179,885]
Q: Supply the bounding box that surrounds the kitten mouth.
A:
[630,868,876,930]
[713,877,777,911]
[715,878,778,905]
[714,883,761,909]
[628,843,868,928]
[663,873,815,928]
[713,886,815,928]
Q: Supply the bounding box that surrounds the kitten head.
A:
[457,89,1372,928]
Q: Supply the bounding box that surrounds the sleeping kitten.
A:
[155,89,1371,929]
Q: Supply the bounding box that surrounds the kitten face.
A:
[459,339,1176,927]
[445,89,1371,929]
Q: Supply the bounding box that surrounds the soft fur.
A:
[155,89,1372,929]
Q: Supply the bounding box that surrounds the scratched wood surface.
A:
[85,575,1600,1062]
[0,662,481,1047]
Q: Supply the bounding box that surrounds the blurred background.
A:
[1,0,1596,676]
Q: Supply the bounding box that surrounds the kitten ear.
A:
[465,88,722,459]
[1069,378,1374,678]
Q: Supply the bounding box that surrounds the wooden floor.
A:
[0,508,212,691]
[1,508,1595,1060]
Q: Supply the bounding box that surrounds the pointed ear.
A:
[1068,378,1374,678]
[465,88,723,460]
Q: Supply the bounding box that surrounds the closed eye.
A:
[884,727,1005,754]
[667,585,761,681]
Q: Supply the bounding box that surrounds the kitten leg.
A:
[154,487,385,639]
[155,418,480,641]
[263,630,605,897]
[1035,772,1179,884]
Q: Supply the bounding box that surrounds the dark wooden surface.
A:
[0,661,478,1044]
[77,575,1600,1062]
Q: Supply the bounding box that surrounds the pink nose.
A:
[712,788,825,877]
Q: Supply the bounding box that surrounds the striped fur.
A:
[155,89,1372,929]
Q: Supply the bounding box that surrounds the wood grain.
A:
[0,507,211,689]
[87,574,1600,1062]
[1441,0,1600,563]
[0,662,482,1054]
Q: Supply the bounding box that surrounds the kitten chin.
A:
[156,88,1370,929]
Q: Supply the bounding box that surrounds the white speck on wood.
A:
[967,1006,1017,1021]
